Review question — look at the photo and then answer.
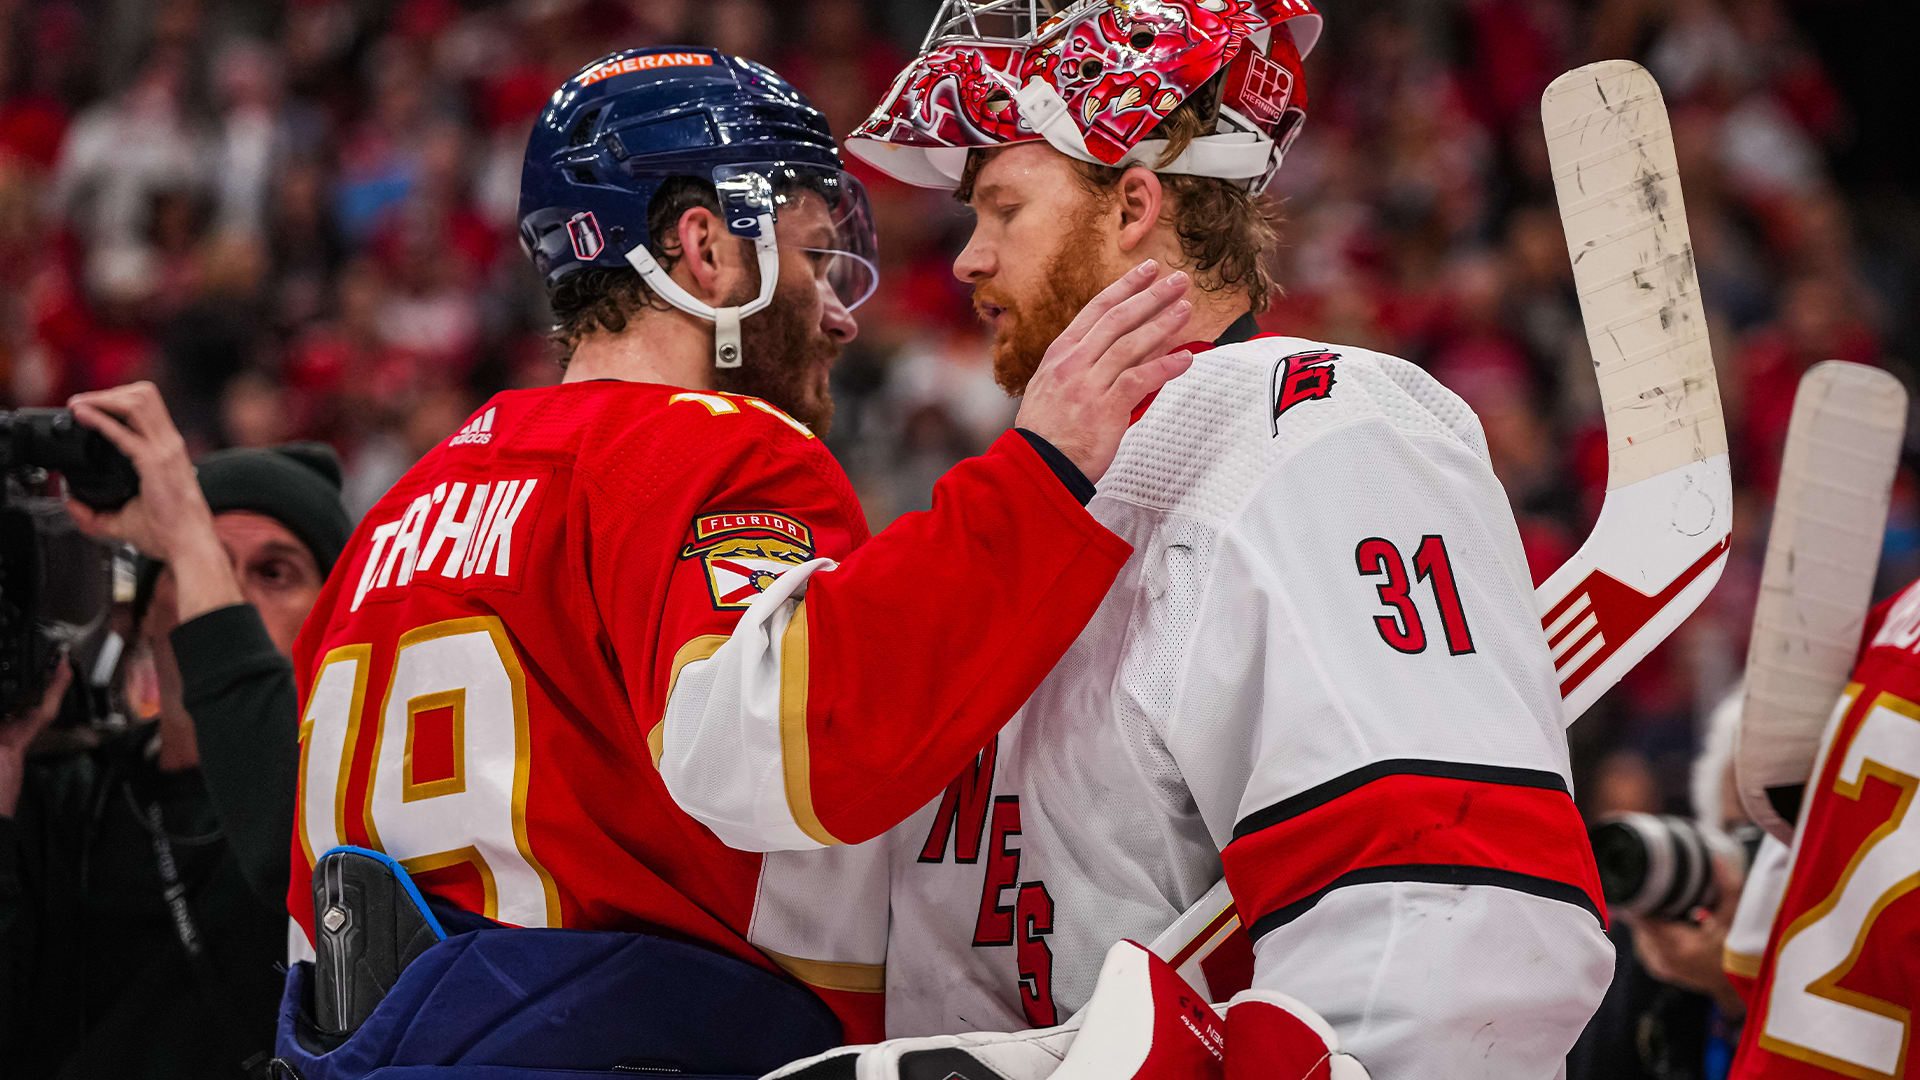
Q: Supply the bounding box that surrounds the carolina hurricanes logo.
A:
[1270,350,1337,433]
[678,513,817,609]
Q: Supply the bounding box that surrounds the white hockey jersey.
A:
[671,333,1615,1077]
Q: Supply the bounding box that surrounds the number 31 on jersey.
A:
[1355,534,1475,656]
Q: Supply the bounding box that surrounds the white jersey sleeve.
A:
[1121,340,1614,1076]
[1723,832,1791,1003]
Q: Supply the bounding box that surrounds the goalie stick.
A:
[1535,59,1731,724]
[1147,59,1733,997]
[1735,361,1906,844]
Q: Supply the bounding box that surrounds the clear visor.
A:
[713,161,880,311]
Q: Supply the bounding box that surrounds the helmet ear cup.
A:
[567,106,605,148]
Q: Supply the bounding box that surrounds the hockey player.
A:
[1725,579,1920,1079]
[273,48,1198,1077]
[665,4,1615,1076]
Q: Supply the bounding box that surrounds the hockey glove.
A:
[761,940,1216,1080]
[1221,989,1370,1080]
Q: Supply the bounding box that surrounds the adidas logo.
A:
[449,407,496,447]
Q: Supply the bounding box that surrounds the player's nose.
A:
[819,277,858,344]
[953,230,993,283]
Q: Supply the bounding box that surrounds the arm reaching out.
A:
[648,263,1194,850]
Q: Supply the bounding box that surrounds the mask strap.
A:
[1017,78,1274,191]
[1015,78,1101,165]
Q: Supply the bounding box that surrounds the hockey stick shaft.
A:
[1736,361,1906,842]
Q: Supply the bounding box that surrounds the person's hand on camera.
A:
[65,383,215,561]
[0,662,71,817]
[65,382,242,622]
[1627,854,1746,1016]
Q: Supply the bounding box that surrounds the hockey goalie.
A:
[659,2,1617,1076]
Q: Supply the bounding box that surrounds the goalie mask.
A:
[846,0,1321,193]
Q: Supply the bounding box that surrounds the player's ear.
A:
[674,205,736,303]
[1113,166,1163,255]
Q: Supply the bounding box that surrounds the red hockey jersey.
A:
[287,380,1131,1038]
[1731,581,1920,1079]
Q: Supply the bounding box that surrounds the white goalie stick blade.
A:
[1736,361,1907,844]
[1146,60,1732,997]
[1537,59,1731,724]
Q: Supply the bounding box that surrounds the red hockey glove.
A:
[761,941,1365,1080]
[1222,989,1370,1080]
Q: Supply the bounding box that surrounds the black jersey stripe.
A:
[1244,864,1605,942]
[1230,759,1569,842]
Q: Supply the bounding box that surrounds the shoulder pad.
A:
[1101,337,1486,520]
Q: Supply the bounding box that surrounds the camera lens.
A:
[1590,813,1728,921]
[1590,819,1654,904]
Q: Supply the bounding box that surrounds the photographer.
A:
[0,382,348,1078]
[1570,689,1760,1080]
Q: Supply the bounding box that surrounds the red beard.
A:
[973,200,1112,396]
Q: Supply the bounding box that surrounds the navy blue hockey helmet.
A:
[519,47,877,367]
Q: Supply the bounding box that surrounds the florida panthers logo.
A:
[1270,350,1338,433]
[678,513,817,610]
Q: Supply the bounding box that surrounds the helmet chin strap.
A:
[625,213,781,369]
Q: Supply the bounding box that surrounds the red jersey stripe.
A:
[1222,761,1605,941]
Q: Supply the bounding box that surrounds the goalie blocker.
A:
[763,941,1366,1080]
[273,849,846,1079]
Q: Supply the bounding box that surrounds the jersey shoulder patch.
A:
[1268,349,1341,433]
[1236,338,1487,461]
[1100,337,1486,521]
[677,511,820,610]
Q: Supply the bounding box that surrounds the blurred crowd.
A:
[0,0,1914,820]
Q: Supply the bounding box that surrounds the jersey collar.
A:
[1131,310,1261,424]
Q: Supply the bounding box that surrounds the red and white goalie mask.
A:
[847,0,1321,193]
